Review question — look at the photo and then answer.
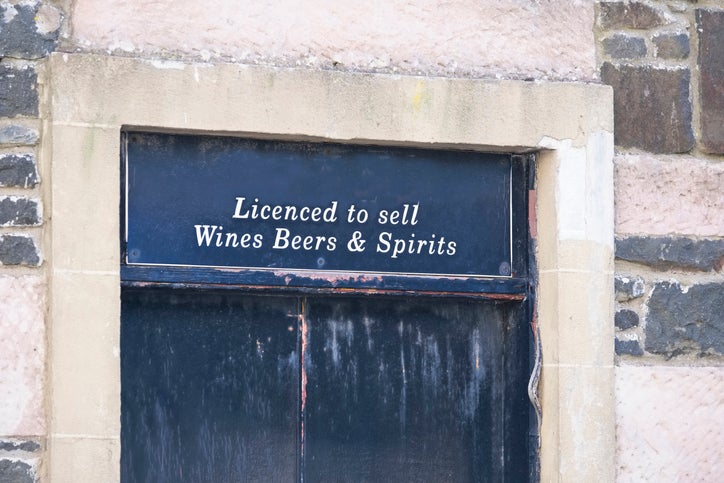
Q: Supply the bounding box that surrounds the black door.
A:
[121,290,531,482]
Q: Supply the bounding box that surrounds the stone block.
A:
[0,197,40,226]
[614,338,643,356]
[597,1,666,30]
[616,365,724,482]
[646,282,724,357]
[0,125,38,145]
[0,153,38,188]
[0,2,61,59]
[0,441,40,453]
[0,275,45,436]
[49,437,119,482]
[601,63,693,153]
[615,309,639,330]
[549,366,615,481]
[614,275,645,301]
[602,34,646,59]
[70,0,598,81]
[0,64,37,117]
[0,235,40,266]
[0,459,34,483]
[614,154,724,237]
[616,236,724,271]
[653,32,689,59]
[50,271,120,437]
[697,9,724,154]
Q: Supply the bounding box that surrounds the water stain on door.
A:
[121,290,530,482]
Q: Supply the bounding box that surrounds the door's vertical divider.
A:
[299,297,309,483]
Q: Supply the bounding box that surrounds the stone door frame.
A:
[45,53,614,481]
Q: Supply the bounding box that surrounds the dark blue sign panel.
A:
[124,133,512,278]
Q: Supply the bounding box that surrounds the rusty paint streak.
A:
[299,298,308,479]
[271,269,384,284]
[120,280,526,300]
[528,189,537,239]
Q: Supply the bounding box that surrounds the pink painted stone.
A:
[0,275,45,436]
[71,0,596,81]
[615,154,724,237]
[616,365,724,482]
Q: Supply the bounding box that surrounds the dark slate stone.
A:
[615,275,646,301]
[0,64,38,117]
[615,309,640,330]
[0,459,33,483]
[654,32,690,59]
[0,154,38,188]
[646,282,724,357]
[697,9,724,154]
[0,125,38,145]
[0,197,39,226]
[598,2,666,30]
[0,235,39,266]
[0,441,40,453]
[0,3,59,59]
[603,34,647,59]
[601,63,694,153]
[615,338,644,356]
[616,236,724,272]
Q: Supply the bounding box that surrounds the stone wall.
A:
[68,0,597,81]
[0,1,62,480]
[596,1,724,480]
[0,0,722,481]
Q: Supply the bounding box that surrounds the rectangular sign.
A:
[124,132,512,278]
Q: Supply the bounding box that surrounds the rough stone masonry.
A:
[0,0,723,481]
[0,1,58,480]
[597,1,724,361]
[598,2,724,478]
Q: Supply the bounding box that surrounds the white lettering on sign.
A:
[377,203,419,225]
[272,228,337,251]
[194,224,264,248]
[233,197,338,223]
[192,196,461,260]
[376,232,456,259]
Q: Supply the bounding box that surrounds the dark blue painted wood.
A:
[121,290,300,483]
[303,296,530,483]
[124,132,513,279]
[121,292,531,482]
[120,265,528,297]
[120,134,535,481]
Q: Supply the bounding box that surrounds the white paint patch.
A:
[108,39,135,52]
[554,139,588,241]
[147,59,186,70]
[585,130,615,247]
[538,133,614,245]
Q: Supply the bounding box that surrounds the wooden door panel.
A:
[121,291,530,482]
[303,297,530,482]
[121,291,300,483]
